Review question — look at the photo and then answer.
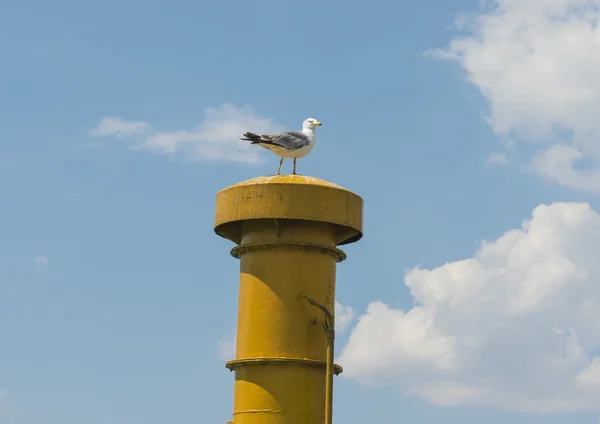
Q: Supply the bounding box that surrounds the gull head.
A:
[303,118,322,131]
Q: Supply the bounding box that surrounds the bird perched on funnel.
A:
[240,118,322,175]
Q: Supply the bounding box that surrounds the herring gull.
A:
[240,117,322,175]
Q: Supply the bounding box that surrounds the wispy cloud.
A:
[90,118,151,138]
[488,152,507,165]
[217,333,237,361]
[34,254,49,269]
[335,300,355,334]
[90,104,282,164]
[83,141,104,149]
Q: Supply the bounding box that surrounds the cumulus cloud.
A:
[428,0,600,192]
[90,104,282,164]
[339,202,600,413]
[34,254,49,268]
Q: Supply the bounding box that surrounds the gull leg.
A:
[276,158,284,175]
[292,158,297,175]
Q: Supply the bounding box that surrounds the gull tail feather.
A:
[240,132,273,145]
[240,132,264,144]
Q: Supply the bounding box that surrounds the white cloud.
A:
[335,300,355,334]
[577,357,600,389]
[90,117,151,138]
[339,202,600,413]
[532,145,600,192]
[488,152,507,165]
[34,254,49,268]
[90,104,282,164]
[429,0,600,192]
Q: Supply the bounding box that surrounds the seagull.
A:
[240,118,322,175]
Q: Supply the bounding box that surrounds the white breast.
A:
[289,130,316,158]
[288,141,315,158]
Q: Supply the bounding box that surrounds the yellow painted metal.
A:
[214,175,363,424]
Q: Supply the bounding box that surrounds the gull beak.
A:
[314,121,322,126]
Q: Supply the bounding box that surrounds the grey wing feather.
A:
[262,131,310,150]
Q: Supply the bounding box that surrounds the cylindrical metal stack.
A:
[214,175,363,424]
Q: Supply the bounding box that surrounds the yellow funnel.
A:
[214,175,363,424]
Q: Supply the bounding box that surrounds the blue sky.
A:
[2,0,600,423]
